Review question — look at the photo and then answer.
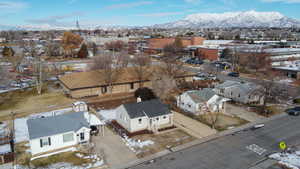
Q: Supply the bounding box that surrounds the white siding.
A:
[30,127,90,155]
[116,105,173,133]
[177,93,201,113]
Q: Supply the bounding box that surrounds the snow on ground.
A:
[14,108,73,143]
[97,109,117,122]
[121,135,154,153]
[269,151,300,169]
[14,118,29,143]
[29,107,73,119]
[84,112,105,126]
[17,153,104,169]
[0,87,19,94]
[279,79,294,84]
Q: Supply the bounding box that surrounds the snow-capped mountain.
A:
[154,10,300,28]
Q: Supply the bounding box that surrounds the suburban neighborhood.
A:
[1,1,300,169]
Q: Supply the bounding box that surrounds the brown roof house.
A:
[59,66,196,98]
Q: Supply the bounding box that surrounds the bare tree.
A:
[205,111,220,129]
[131,53,151,87]
[90,53,123,96]
[151,72,177,101]
[160,53,185,81]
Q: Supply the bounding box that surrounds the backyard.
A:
[0,88,74,121]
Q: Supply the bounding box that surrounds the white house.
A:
[115,99,173,133]
[214,81,264,105]
[177,89,216,114]
[27,112,91,158]
[177,88,230,114]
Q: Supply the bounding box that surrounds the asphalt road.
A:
[129,114,300,169]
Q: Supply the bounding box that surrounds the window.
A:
[63,133,74,143]
[130,83,134,90]
[230,92,233,96]
[238,94,241,98]
[138,118,142,124]
[101,86,107,94]
[156,117,159,121]
[163,116,167,119]
[40,137,51,147]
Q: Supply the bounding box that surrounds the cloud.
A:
[106,1,153,9]
[136,12,183,17]
[261,0,300,3]
[0,1,28,10]
[26,12,85,27]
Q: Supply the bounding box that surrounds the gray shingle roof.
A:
[27,112,89,140]
[187,88,216,103]
[123,99,171,119]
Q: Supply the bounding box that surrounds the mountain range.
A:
[1,11,300,30]
[154,10,300,28]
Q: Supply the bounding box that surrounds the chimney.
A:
[137,97,142,103]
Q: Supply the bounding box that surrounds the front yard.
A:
[199,114,249,131]
[15,142,104,169]
[129,129,196,158]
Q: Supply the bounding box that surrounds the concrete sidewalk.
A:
[173,111,217,139]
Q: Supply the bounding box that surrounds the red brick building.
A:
[195,47,222,61]
[145,37,205,54]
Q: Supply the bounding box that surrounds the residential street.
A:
[128,114,300,169]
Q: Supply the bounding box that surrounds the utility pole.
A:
[10,112,16,169]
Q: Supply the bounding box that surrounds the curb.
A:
[112,113,287,169]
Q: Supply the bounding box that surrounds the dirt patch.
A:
[131,129,196,158]
[0,88,74,121]
[199,114,248,131]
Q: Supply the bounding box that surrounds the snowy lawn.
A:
[97,109,117,122]
[17,152,104,169]
[121,135,154,153]
[269,151,300,169]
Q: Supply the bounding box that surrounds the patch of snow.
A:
[98,109,117,122]
[84,112,105,126]
[122,135,154,153]
[0,144,11,154]
[269,151,300,169]
[29,107,73,119]
[14,118,29,143]
[278,79,294,84]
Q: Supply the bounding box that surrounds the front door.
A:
[80,132,85,141]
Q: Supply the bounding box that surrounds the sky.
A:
[0,0,300,29]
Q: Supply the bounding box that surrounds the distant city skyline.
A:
[1,0,300,29]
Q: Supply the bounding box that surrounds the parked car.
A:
[228,72,240,77]
[285,107,300,116]
[194,73,217,81]
[186,58,203,65]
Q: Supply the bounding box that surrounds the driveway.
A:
[225,103,266,122]
[173,111,217,139]
[92,127,137,168]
